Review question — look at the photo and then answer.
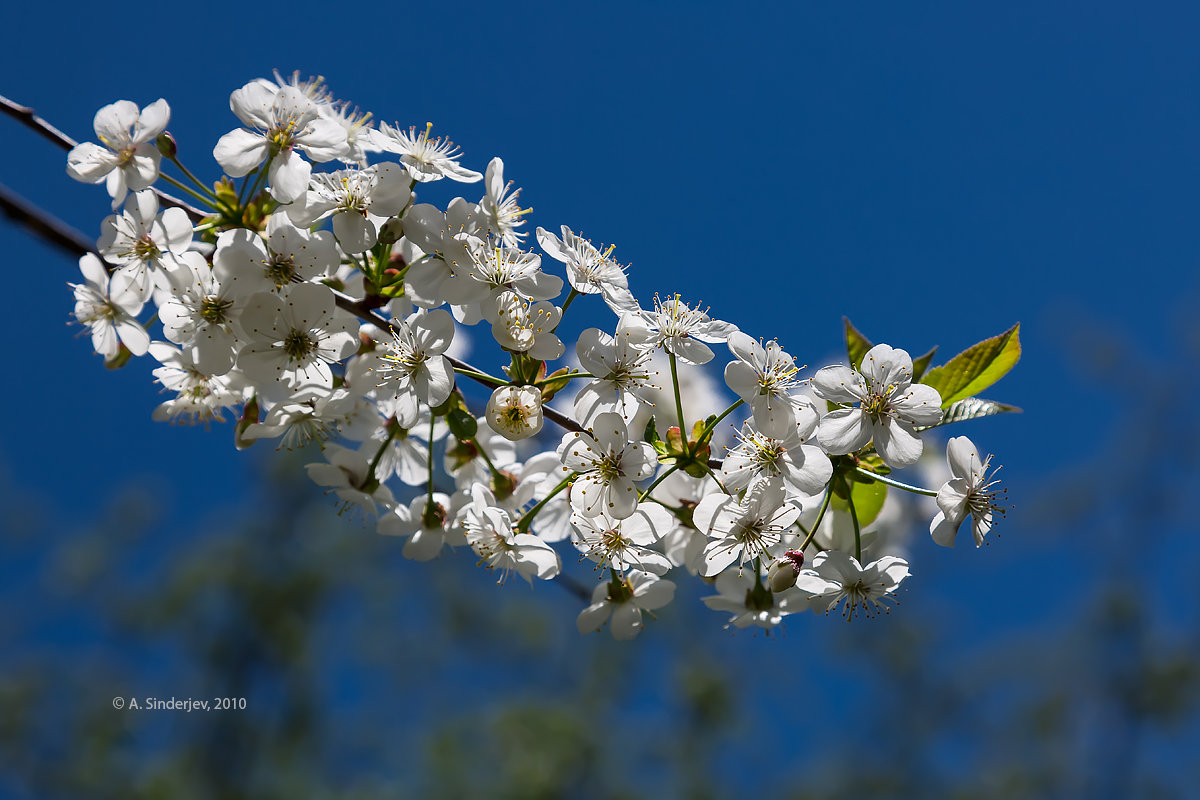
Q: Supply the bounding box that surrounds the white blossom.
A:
[236,282,357,400]
[811,343,943,468]
[930,436,1007,548]
[702,569,810,630]
[379,493,466,561]
[70,253,148,358]
[570,504,674,575]
[213,83,346,203]
[370,121,482,183]
[456,486,561,583]
[67,98,169,209]
[305,443,396,517]
[558,412,657,520]
[478,158,530,246]
[97,190,192,301]
[287,164,412,253]
[536,225,637,312]
[619,294,737,365]
[577,571,675,640]
[486,385,545,441]
[795,550,910,620]
[694,480,801,577]
[723,331,809,438]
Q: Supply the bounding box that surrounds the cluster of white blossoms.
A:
[65,73,1017,639]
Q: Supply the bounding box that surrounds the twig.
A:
[0,182,97,257]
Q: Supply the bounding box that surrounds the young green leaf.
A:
[921,324,1021,407]
[843,317,874,371]
[831,479,888,528]
[911,346,938,381]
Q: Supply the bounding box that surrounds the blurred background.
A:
[2,1,1200,797]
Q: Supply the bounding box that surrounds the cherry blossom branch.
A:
[0,182,98,257]
[0,94,207,219]
[0,95,78,149]
[1,97,726,459]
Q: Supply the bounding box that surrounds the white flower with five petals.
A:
[70,253,149,358]
[810,344,943,468]
[930,436,1007,548]
[67,98,170,209]
[558,412,657,520]
[536,225,637,312]
[619,294,737,366]
[369,122,482,183]
[213,83,346,203]
[577,570,675,640]
[794,550,910,620]
[694,480,801,577]
[723,331,809,438]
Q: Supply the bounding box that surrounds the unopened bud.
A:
[104,343,133,370]
[767,557,800,592]
[155,131,177,158]
[234,396,261,451]
[377,217,404,245]
[421,499,447,529]
[491,469,519,502]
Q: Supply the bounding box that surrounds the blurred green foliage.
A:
[2,311,1200,800]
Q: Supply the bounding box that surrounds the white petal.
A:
[811,365,866,404]
[874,419,923,468]
[946,436,984,482]
[859,344,912,388]
[817,409,872,454]
[332,212,376,253]
[268,149,312,204]
[213,129,268,177]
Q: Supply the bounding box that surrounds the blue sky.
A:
[2,0,1199,791]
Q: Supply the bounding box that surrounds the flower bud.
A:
[491,469,519,502]
[377,217,404,245]
[485,385,544,441]
[155,131,177,159]
[234,395,261,451]
[104,343,133,370]
[767,557,800,592]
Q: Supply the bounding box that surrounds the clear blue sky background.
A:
[2,0,1199,792]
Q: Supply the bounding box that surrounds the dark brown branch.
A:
[0,182,97,257]
[0,93,207,219]
[0,95,79,148]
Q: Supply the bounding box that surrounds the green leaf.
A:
[643,416,660,446]
[446,408,478,441]
[911,346,938,381]
[921,324,1021,407]
[538,367,573,403]
[916,396,1022,431]
[691,416,717,448]
[843,317,874,371]
[830,479,888,527]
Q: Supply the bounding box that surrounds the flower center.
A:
[283,329,318,361]
[597,454,623,484]
[133,236,160,263]
[199,296,233,324]
[266,254,297,287]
